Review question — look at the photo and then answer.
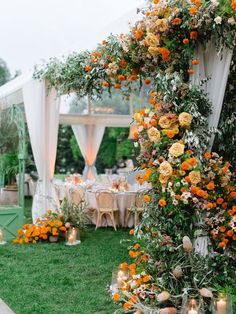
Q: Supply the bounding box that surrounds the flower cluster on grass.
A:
[13,210,66,244]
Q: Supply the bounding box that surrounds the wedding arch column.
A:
[72,124,105,181]
[23,79,60,222]
[191,42,233,148]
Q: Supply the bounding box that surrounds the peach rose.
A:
[145,33,160,47]
[178,112,192,127]
[159,161,173,177]
[189,171,201,185]
[148,127,161,142]
[169,142,185,157]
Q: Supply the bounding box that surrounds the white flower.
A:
[214,16,222,24]
[228,17,236,25]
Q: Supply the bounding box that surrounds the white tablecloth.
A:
[85,190,136,227]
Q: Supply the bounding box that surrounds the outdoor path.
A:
[0,298,15,314]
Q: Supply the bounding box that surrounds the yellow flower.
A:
[148,127,161,142]
[169,142,185,157]
[155,18,168,32]
[159,161,173,177]
[189,171,201,185]
[148,46,159,57]
[145,33,160,47]
[178,112,192,127]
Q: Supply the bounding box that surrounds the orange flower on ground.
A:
[144,79,151,85]
[102,81,109,87]
[192,59,200,65]
[113,293,120,302]
[114,83,121,89]
[117,75,125,81]
[144,195,151,202]
[158,199,166,207]
[187,69,194,75]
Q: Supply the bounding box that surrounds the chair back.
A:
[69,188,85,204]
[135,191,145,208]
[95,190,116,210]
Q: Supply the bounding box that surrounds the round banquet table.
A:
[85,190,136,227]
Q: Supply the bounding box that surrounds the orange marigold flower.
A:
[134,27,144,41]
[189,6,198,14]
[187,69,194,75]
[231,0,236,10]
[195,0,201,6]
[219,226,226,233]
[206,202,214,209]
[175,194,181,200]
[117,75,125,81]
[144,195,151,202]
[192,59,200,65]
[151,119,157,127]
[188,158,197,166]
[114,83,121,89]
[158,199,166,207]
[172,17,182,25]
[128,74,138,81]
[102,81,109,87]
[143,275,151,283]
[149,97,156,105]
[181,161,190,171]
[206,181,215,190]
[123,302,132,311]
[142,254,149,261]
[129,263,136,270]
[218,241,226,248]
[183,38,189,44]
[204,152,212,159]
[84,65,92,72]
[144,79,151,85]
[166,129,175,138]
[216,198,224,205]
[230,191,236,198]
[113,293,120,302]
[120,262,128,271]
[133,243,140,250]
[119,59,127,68]
[158,47,170,62]
[233,234,236,241]
[190,31,198,40]
[226,230,234,237]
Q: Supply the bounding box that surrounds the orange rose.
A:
[190,31,198,40]
[219,226,226,233]
[172,17,181,25]
[102,81,109,87]
[192,59,200,65]
[183,38,189,44]
[117,75,125,81]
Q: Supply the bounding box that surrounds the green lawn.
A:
[0,198,130,314]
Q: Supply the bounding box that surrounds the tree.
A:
[0,58,10,86]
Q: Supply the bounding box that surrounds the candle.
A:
[68,234,75,244]
[216,299,227,314]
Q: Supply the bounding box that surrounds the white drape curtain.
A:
[191,42,232,148]
[72,124,105,181]
[23,79,60,222]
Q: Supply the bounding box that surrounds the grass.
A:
[0,198,131,314]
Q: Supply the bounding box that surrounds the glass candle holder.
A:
[66,227,81,246]
[0,228,6,245]
[215,293,232,314]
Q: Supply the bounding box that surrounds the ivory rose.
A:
[169,142,185,157]
[178,112,192,127]
[159,161,173,177]
[148,127,161,142]
[189,171,201,185]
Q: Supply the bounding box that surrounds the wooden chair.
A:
[69,187,85,205]
[95,190,118,231]
[125,191,145,227]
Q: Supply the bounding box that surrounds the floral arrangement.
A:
[33,0,236,99]
[13,210,67,244]
[112,176,129,192]
[60,197,89,229]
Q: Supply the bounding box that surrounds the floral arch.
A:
[32,0,236,313]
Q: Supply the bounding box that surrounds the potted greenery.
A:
[60,197,89,241]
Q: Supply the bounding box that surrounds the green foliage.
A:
[0,58,10,86]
